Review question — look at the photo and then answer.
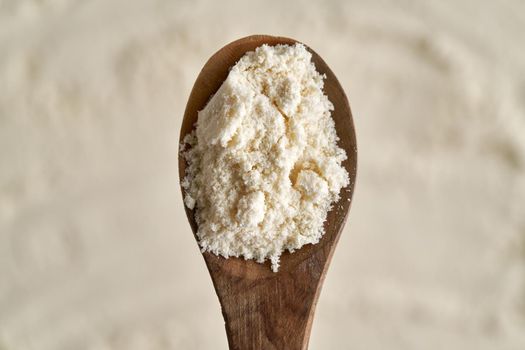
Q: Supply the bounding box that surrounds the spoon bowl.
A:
[179,35,357,350]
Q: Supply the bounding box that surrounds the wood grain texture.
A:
[179,35,357,350]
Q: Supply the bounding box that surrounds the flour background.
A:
[1,0,525,349]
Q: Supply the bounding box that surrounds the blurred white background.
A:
[1,0,525,349]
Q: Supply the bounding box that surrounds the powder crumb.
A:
[236,191,266,227]
[182,43,349,271]
[184,195,195,210]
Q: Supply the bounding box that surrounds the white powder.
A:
[182,43,349,271]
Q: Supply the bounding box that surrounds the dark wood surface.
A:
[179,35,357,350]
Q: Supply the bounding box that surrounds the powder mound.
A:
[182,43,349,272]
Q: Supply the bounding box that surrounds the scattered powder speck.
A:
[182,43,349,271]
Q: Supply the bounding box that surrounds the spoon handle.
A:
[207,257,324,350]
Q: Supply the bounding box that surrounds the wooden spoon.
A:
[179,35,357,350]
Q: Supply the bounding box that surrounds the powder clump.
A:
[182,43,349,271]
